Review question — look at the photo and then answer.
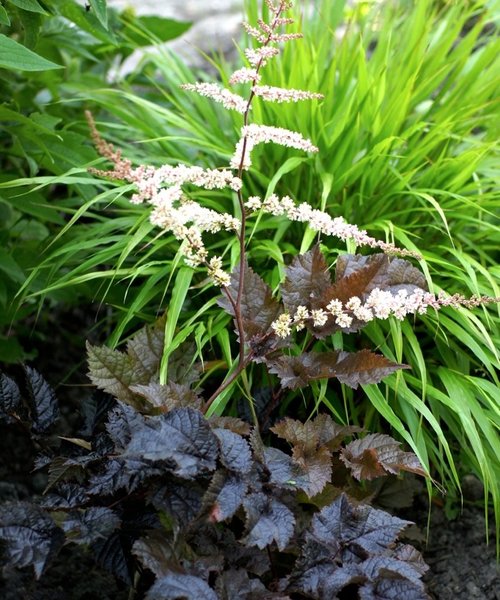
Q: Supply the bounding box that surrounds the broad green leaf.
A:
[121,15,192,47]
[0,35,62,71]
[0,6,10,25]
[7,0,47,14]
[89,0,107,29]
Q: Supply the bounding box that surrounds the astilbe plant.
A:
[1,1,499,598]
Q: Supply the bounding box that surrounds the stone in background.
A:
[107,0,245,68]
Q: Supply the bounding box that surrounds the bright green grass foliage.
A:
[12,0,499,538]
[245,0,499,541]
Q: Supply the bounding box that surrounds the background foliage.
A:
[2,0,499,542]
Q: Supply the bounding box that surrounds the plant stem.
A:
[203,352,253,414]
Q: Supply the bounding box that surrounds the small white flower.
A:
[231,124,318,171]
[245,196,262,211]
[244,46,280,67]
[181,83,248,114]
[271,313,292,338]
[293,305,310,322]
[353,306,374,322]
[252,85,323,103]
[229,67,261,85]
[207,256,231,287]
[335,313,353,328]
[345,296,362,311]
[311,309,328,327]
[326,299,343,316]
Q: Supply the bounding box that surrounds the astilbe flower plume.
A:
[271,291,500,338]
[86,0,419,286]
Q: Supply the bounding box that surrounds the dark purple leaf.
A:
[209,416,251,436]
[243,492,295,551]
[132,530,174,578]
[63,507,120,545]
[150,481,203,527]
[291,563,365,598]
[214,428,253,474]
[263,446,331,498]
[393,544,429,576]
[333,350,409,388]
[126,316,165,379]
[267,350,406,390]
[122,408,218,479]
[361,556,426,588]
[340,434,427,480]
[146,573,217,600]
[272,414,360,452]
[86,342,146,408]
[335,254,427,297]
[215,568,268,599]
[217,262,282,343]
[93,531,132,584]
[204,472,247,522]
[106,401,145,450]
[24,366,59,433]
[0,501,64,579]
[281,244,332,314]
[359,578,430,600]
[0,372,21,423]
[167,340,203,386]
[41,483,87,509]
[311,494,412,557]
[131,381,202,411]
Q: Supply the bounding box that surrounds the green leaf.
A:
[17,8,42,49]
[0,248,24,282]
[0,35,62,71]
[89,0,107,29]
[0,5,11,25]
[122,15,192,47]
[6,0,47,14]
